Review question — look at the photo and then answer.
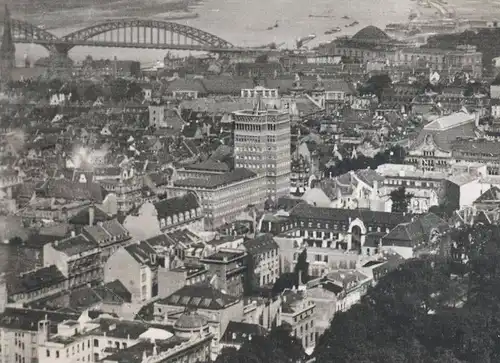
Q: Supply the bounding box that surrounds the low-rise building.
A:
[281,289,316,354]
[6,265,66,305]
[43,234,101,289]
[104,241,165,303]
[200,249,247,297]
[405,111,478,171]
[154,284,244,358]
[169,168,266,230]
[243,234,280,287]
[82,217,131,265]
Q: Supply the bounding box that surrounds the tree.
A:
[83,84,103,103]
[244,254,258,296]
[109,78,129,102]
[126,81,144,100]
[390,186,413,213]
[294,248,309,284]
[272,272,297,296]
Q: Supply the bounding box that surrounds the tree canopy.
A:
[215,325,306,363]
[314,224,500,363]
[390,186,414,213]
[325,145,406,178]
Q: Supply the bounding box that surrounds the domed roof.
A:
[174,311,208,330]
[352,26,390,42]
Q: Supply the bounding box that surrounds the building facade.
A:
[168,168,266,230]
[200,249,247,297]
[233,97,291,200]
[43,234,101,289]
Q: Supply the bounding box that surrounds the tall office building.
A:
[233,95,291,200]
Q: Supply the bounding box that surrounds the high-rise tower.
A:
[233,95,291,200]
[0,5,15,84]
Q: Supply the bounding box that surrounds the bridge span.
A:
[9,18,268,55]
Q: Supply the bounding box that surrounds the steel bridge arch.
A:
[60,19,234,49]
[10,19,59,49]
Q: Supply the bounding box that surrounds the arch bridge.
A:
[9,18,243,54]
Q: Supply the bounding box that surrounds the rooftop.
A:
[51,234,99,256]
[201,249,246,263]
[157,283,239,310]
[173,168,257,189]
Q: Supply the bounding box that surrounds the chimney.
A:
[71,231,76,238]
[89,205,95,227]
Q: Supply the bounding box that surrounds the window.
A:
[46,350,50,357]
[93,339,99,347]
[56,351,60,358]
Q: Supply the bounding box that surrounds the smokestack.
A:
[89,205,95,227]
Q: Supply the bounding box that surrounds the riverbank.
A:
[10,0,423,64]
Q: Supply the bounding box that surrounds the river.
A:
[7,0,418,65]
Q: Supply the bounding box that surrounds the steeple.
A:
[0,5,15,84]
[1,6,14,55]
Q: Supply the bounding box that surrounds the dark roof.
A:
[0,308,78,331]
[100,337,187,363]
[184,160,230,172]
[8,265,66,295]
[154,192,200,219]
[221,321,267,344]
[83,219,130,245]
[174,311,209,330]
[289,203,410,227]
[157,283,239,310]
[243,234,279,257]
[451,138,500,157]
[352,26,390,42]
[69,206,111,226]
[70,280,132,310]
[382,213,448,248]
[125,241,157,267]
[51,234,99,256]
[474,186,500,204]
[173,168,256,189]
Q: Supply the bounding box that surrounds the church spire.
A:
[1,5,15,54]
[0,5,15,84]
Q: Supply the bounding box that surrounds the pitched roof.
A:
[0,308,78,332]
[173,168,256,189]
[124,241,157,267]
[70,280,131,310]
[83,219,130,245]
[243,234,279,257]
[221,321,267,344]
[474,186,500,204]
[184,160,230,172]
[352,26,390,42]
[382,213,448,248]
[154,192,200,219]
[69,205,111,226]
[411,120,476,152]
[423,111,475,131]
[290,203,410,227]
[51,234,99,256]
[157,283,239,310]
[7,265,66,295]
